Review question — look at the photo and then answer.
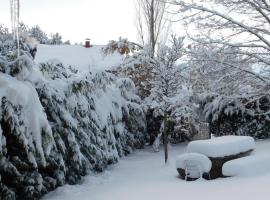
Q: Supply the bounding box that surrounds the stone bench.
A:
[208,149,253,179]
[182,136,255,179]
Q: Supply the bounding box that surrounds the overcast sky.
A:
[0,0,138,44]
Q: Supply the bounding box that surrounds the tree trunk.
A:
[149,0,155,57]
[163,112,168,163]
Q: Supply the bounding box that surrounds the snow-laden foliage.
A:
[103,37,140,56]
[28,25,49,45]
[104,39,154,98]
[147,36,185,112]
[169,0,270,139]
[170,0,270,77]
[185,42,270,139]
[0,74,57,199]
[201,94,270,138]
[187,44,266,95]
[104,36,197,144]
[36,61,146,177]
[0,31,146,199]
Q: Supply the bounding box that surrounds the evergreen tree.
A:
[49,33,63,45]
[29,25,49,44]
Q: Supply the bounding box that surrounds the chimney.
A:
[85,38,91,48]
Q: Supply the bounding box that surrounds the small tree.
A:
[149,35,184,163]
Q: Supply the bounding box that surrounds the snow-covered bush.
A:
[28,25,49,45]
[0,30,146,199]
[0,74,61,199]
[185,42,270,139]
[104,39,153,99]
[201,94,270,138]
[36,63,146,178]
[0,34,63,198]
[103,37,140,56]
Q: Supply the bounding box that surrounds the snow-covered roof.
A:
[187,136,255,158]
[35,44,124,73]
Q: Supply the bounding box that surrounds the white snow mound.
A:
[175,152,212,173]
[222,154,270,177]
[187,136,255,158]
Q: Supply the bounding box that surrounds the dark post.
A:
[164,112,168,163]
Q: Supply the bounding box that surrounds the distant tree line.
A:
[19,22,70,45]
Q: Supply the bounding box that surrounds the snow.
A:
[35,44,124,73]
[222,154,270,177]
[187,136,255,158]
[93,85,123,128]
[0,126,5,155]
[175,152,212,174]
[0,73,54,166]
[42,140,270,200]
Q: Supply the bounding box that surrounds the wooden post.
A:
[164,112,168,163]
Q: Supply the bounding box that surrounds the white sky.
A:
[0,0,138,44]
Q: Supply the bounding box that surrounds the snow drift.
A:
[222,154,270,177]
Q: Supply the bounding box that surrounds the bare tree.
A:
[169,0,270,84]
[135,0,170,57]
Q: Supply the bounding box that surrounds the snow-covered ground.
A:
[35,44,123,73]
[43,140,270,200]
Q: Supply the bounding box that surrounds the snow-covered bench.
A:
[222,154,270,177]
[186,136,255,179]
[175,153,212,180]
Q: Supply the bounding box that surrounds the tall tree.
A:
[149,35,184,163]
[135,0,170,57]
